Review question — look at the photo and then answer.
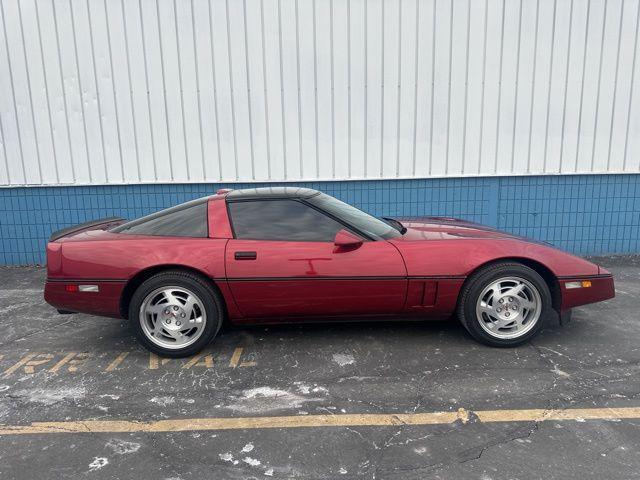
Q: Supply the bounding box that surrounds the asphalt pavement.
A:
[0,256,639,479]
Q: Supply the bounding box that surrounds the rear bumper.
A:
[559,274,615,310]
[44,278,126,318]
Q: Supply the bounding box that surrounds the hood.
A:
[393,216,538,243]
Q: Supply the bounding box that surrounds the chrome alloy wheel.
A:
[139,286,207,350]
[475,276,542,340]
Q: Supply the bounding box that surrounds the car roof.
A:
[225,186,320,200]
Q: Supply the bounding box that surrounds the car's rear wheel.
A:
[457,262,551,347]
[129,270,223,357]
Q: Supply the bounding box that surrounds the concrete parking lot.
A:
[0,256,639,479]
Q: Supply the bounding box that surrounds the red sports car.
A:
[44,187,615,357]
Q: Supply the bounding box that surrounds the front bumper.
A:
[559,274,615,310]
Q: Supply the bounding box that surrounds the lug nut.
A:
[173,305,179,311]
[164,309,170,314]
[505,312,510,317]
[180,313,186,318]
[497,308,502,312]
[176,321,182,326]
[165,318,171,324]
[508,297,513,302]
[512,306,517,310]
[499,299,504,304]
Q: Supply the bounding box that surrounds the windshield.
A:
[307,193,402,240]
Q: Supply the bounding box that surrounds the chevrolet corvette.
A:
[44,187,615,357]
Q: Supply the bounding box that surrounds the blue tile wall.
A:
[0,174,638,265]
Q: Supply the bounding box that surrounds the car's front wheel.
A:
[457,262,551,347]
[129,270,224,357]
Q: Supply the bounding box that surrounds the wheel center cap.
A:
[162,305,186,330]
[496,296,520,320]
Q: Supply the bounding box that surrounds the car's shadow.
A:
[222,314,568,345]
[92,311,572,356]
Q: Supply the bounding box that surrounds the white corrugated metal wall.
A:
[0,0,639,186]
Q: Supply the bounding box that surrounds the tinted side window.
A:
[115,202,208,237]
[229,200,350,242]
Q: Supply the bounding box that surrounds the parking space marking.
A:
[49,352,90,373]
[3,353,38,377]
[182,353,214,369]
[104,352,129,372]
[3,353,56,376]
[148,353,172,370]
[1,406,640,436]
[0,347,257,375]
[229,347,243,368]
[229,347,256,368]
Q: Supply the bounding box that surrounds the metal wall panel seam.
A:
[69,0,93,182]
[379,0,385,178]
[346,0,351,178]
[242,0,255,180]
[606,0,627,171]
[190,0,206,180]
[363,0,367,178]
[120,0,141,181]
[444,0,453,176]
[543,0,559,173]
[478,0,489,175]
[558,0,574,173]
[224,0,239,180]
[493,0,506,174]
[461,0,471,175]
[0,1,21,183]
[330,0,335,178]
[410,0,419,176]
[574,0,592,173]
[395,0,402,178]
[312,0,319,178]
[428,0,436,176]
[52,0,76,182]
[207,0,223,181]
[277,0,287,179]
[17,0,44,183]
[294,0,303,179]
[138,0,157,180]
[103,0,126,182]
[86,0,109,181]
[154,0,174,180]
[622,0,640,171]
[34,0,60,183]
[259,0,272,179]
[589,0,608,171]
[510,0,523,173]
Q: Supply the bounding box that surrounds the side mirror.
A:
[334,229,363,250]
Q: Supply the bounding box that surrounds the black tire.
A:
[128,270,224,357]
[457,262,552,347]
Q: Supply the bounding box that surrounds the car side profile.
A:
[44,187,615,357]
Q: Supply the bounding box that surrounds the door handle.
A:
[234,251,257,260]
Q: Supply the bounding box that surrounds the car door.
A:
[225,199,407,318]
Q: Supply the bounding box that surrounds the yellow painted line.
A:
[229,347,243,368]
[148,353,170,370]
[49,352,77,373]
[1,407,639,436]
[105,352,129,372]
[3,353,38,377]
[182,353,214,369]
[3,353,57,376]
